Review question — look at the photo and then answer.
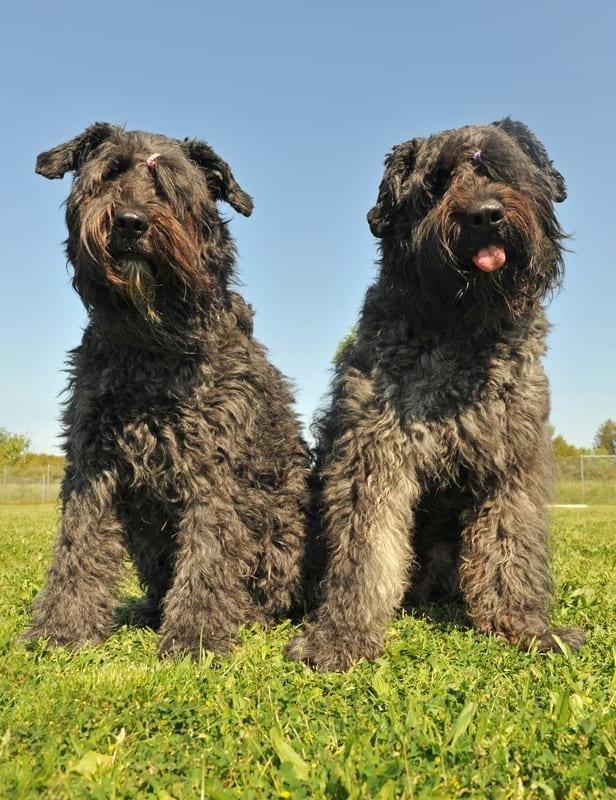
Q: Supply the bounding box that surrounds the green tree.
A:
[593,419,616,455]
[550,429,590,458]
[0,428,31,464]
[552,434,580,458]
[332,326,357,368]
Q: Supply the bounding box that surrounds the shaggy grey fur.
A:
[24,124,310,658]
[289,118,586,671]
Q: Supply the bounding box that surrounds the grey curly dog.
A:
[25,124,310,659]
[289,118,586,671]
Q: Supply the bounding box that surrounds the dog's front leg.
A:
[158,493,258,659]
[459,473,586,652]
[288,418,420,671]
[24,471,126,647]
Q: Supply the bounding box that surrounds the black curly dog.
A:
[289,119,586,671]
[25,124,310,659]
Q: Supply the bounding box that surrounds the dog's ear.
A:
[35,123,114,179]
[493,118,567,203]
[367,139,422,237]
[183,140,253,217]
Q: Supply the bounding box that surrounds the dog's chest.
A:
[78,356,211,491]
[394,342,529,416]
[390,342,545,474]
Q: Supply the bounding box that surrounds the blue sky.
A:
[1,1,614,452]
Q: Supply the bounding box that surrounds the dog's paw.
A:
[287,625,384,672]
[21,623,104,649]
[531,626,587,653]
[158,630,235,660]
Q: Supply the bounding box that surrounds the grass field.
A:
[0,505,614,798]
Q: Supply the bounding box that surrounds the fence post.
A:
[580,455,585,505]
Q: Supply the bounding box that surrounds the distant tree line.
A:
[551,420,616,458]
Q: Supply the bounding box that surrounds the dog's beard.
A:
[414,238,561,331]
[116,255,160,322]
[73,202,225,334]
[413,230,470,310]
[414,206,555,318]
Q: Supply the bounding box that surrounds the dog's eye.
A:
[431,168,450,192]
[104,165,120,180]
[104,158,130,179]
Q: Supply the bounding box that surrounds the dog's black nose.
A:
[466,199,505,231]
[115,210,150,239]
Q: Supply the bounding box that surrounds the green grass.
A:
[0,481,62,505]
[553,480,616,505]
[0,505,614,799]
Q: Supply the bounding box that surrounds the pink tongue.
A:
[472,244,506,272]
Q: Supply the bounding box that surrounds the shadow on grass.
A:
[113,595,161,631]
[113,595,475,642]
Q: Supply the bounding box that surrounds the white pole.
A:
[580,455,585,505]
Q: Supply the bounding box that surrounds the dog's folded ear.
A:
[183,140,253,217]
[36,123,114,179]
[493,118,567,203]
[367,139,422,237]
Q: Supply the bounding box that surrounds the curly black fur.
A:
[25,124,310,659]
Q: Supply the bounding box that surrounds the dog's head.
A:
[367,119,566,326]
[36,124,252,323]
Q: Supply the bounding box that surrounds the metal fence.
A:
[553,455,616,505]
[0,466,62,504]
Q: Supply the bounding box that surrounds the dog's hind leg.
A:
[23,470,126,647]
[239,458,311,621]
[123,498,176,631]
[126,537,175,631]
